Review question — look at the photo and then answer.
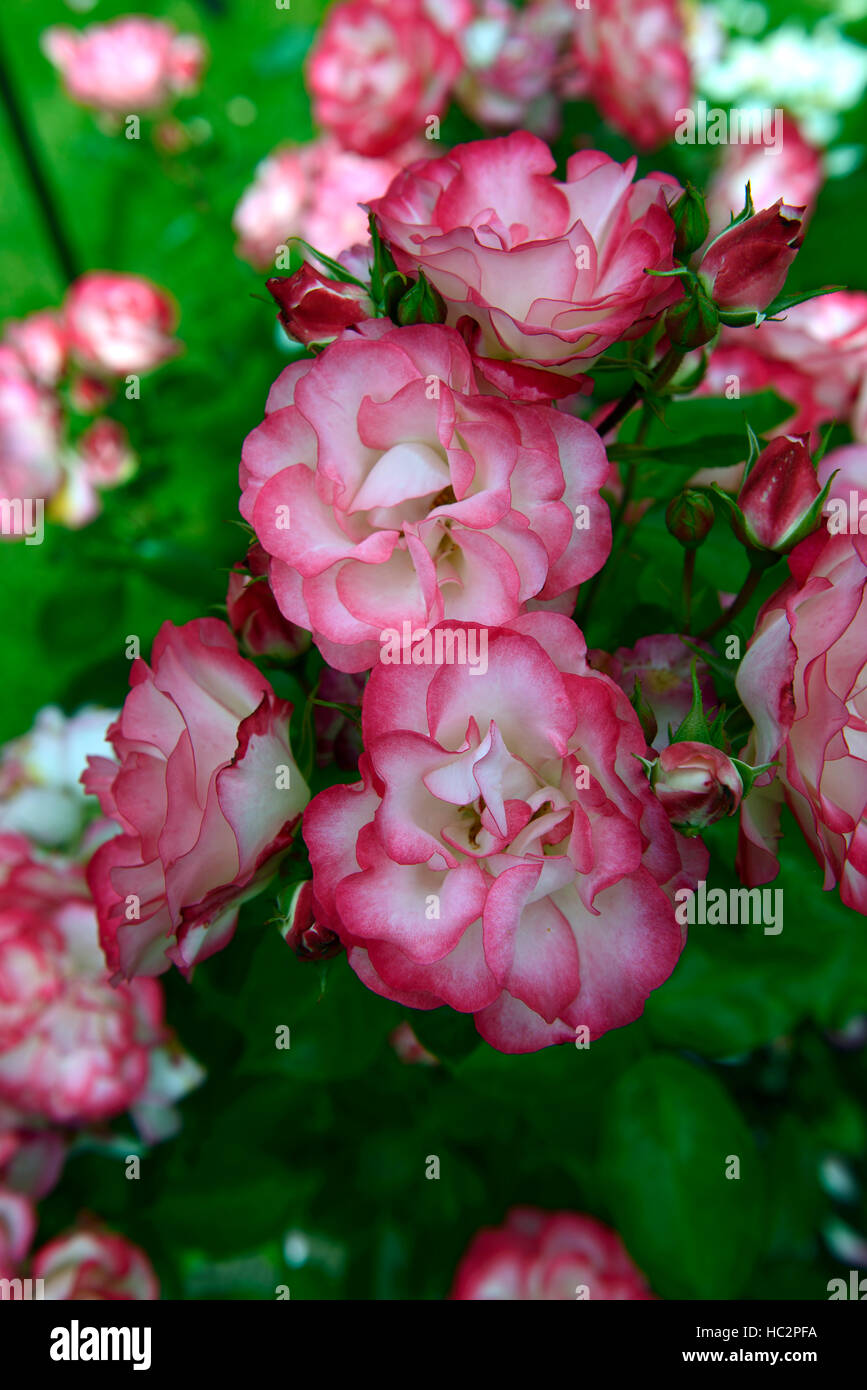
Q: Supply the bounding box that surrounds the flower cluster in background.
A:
[0,272,179,532]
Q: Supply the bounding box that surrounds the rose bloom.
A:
[85,618,310,978]
[699,291,867,443]
[736,462,867,911]
[43,17,206,116]
[303,613,706,1052]
[32,1226,159,1300]
[0,345,63,509]
[451,1207,654,1299]
[307,0,461,157]
[455,0,565,137]
[705,111,823,237]
[590,635,717,753]
[3,311,68,388]
[370,133,681,398]
[0,835,178,1125]
[240,321,610,673]
[566,0,692,151]
[0,704,114,848]
[64,273,179,378]
[233,138,418,269]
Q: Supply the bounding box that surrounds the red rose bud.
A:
[226,543,312,660]
[665,489,715,549]
[650,741,744,834]
[715,435,831,554]
[698,200,804,315]
[267,264,373,346]
[281,881,343,962]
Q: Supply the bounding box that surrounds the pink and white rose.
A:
[451,1206,654,1299]
[566,0,692,151]
[307,0,460,157]
[303,612,706,1052]
[84,619,310,978]
[233,138,419,269]
[370,133,681,398]
[240,321,610,672]
[32,1226,159,1300]
[736,467,867,912]
[43,17,206,116]
[0,836,186,1125]
[64,273,179,378]
[699,292,867,443]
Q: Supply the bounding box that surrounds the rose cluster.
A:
[1,273,179,534]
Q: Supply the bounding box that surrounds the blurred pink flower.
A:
[43,17,206,116]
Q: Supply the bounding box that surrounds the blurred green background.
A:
[1,0,866,1300]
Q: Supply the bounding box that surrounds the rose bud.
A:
[649,741,744,834]
[267,264,374,346]
[670,184,710,259]
[715,434,831,554]
[281,881,343,962]
[665,489,715,549]
[698,200,805,316]
[226,543,312,661]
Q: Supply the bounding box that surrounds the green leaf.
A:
[599,1055,764,1298]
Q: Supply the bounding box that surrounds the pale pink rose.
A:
[455,0,564,137]
[3,311,68,387]
[0,836,174,1125]
[32,1226,159,1300]
[699,291,867,443]
[451,1207,654,1299]
[64,272,179,377]
[43,17,206,115]
[233,138,416,269]
[736,488,867,911]
[370,133,681,398]
[566,0,692,151]
[705,112,823,237]
[303,613,707,1053]
[0,704,115,849]
[307,0,461,157]
[240,321,611,672]
[84,619,310,979]
[0,346,63,509]
[589,634,717,752]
